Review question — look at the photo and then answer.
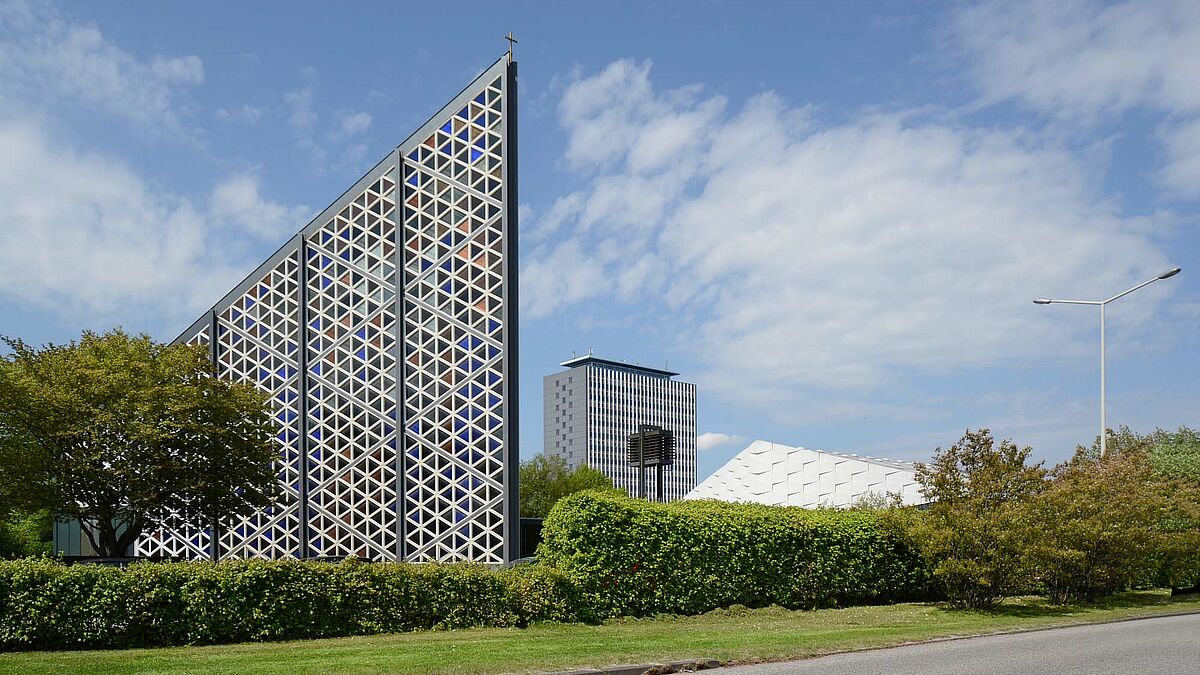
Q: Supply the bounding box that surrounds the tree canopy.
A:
[0,329,279,557]
[519,454,620,518]
[912,428,1046,608]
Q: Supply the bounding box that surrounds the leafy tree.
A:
[1022,449,1167,603]
[1031,426,1200,598]
[1146,427,1200,482]
[912,429,1046,608]
[0,329,279,557]
[0,508,53,558]
[519,454,620,518]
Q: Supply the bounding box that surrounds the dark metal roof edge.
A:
[559,355,681,378]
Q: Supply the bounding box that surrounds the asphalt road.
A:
[719,613,1200,675]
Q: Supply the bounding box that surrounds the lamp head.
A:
[1159,267,1182,280]
[1033,298,1052,305]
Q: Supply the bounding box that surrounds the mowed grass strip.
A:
[3,590,1198,675]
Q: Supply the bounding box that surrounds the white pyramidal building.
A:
[685,440,923,508]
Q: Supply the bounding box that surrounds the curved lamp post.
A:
[1034,267,1181,457]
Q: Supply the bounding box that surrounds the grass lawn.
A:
[3,590,1198,674]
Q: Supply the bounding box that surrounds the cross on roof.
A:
[505,32,518,62]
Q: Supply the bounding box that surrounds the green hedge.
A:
[0,558,591,651]
[538,491,931,617]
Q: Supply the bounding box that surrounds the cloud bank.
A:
[523,57,1177,421]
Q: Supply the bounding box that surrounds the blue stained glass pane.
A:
[311,363,322,375]
[470,149,482,162]
[440,142,452,154]
[339,250,351,261]
[457,106,469,119]
[408,421,420,434]
[474,92,486,105]
[355,348,366,360]
[245,298,256,308]
[258,368,270,381]
[457,129,469,141]
[340,227,352,240]
[407,173,418,187]
[421,260,431,271]
[440,120,452,133]
[408,150,419,161]
[310,429,322,440]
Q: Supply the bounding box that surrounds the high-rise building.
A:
[136,55,520,564]
[543,356,696,502]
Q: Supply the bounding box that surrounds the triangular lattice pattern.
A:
[400,75,507,562]
[140,59,513,563]
[305,170,400,558]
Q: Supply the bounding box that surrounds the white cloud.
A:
[283,70,377,171]
[0,0,204,137]
[525,60,1177,422]
[697,432,744,452]
[520,240,608,319]
[1159,118,1200,198]
[0,119,303,326]
[951,0,1200,197]
[284,74,321,161]
[215,104,263,125]
[210,175,311,240]
[334,111,372,138]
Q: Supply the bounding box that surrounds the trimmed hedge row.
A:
[538,491,931,617]
[0,558,590,651]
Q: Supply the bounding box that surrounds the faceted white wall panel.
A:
[685,440,923,508]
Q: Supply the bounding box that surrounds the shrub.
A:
[536,490,930,618]
[1021,450,1170,604]
[911,429,1045,608]
[0,558,593,651]
[499,564,596,625]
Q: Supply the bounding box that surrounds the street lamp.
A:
[1034,267,1181,457]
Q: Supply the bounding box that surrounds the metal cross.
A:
[505,32,518,62]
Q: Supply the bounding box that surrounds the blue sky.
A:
[0,0,1196,480]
